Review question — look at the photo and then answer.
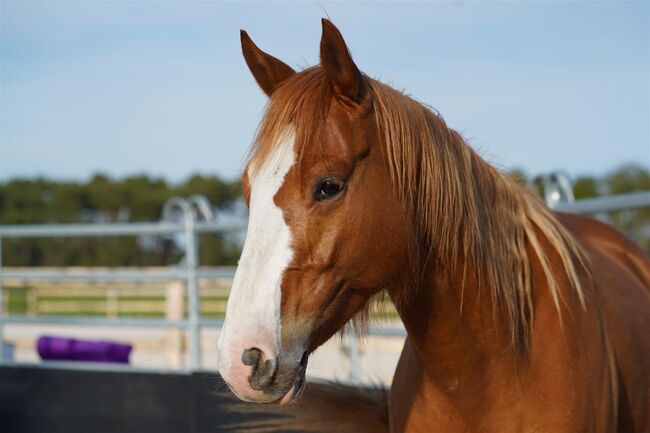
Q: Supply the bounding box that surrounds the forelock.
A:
[247,67,333,178]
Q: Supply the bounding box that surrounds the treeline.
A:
[1,164,648,267]
[0,174,242,267]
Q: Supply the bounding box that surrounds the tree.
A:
[0,174,242,266]
[573,176,600,200]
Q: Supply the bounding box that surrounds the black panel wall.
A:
[0,364,279,433]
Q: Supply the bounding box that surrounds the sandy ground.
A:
[3,323,405,385]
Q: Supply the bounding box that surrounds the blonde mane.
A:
[248,67,586,346]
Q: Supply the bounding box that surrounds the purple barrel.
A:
[37,336,132,364]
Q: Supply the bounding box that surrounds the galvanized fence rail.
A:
[1,187,649,380]
[0,196,240,370]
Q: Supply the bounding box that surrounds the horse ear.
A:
[319,19,366,104]
[241,30,295,97]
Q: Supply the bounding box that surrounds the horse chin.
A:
[277,371,305,405]
[274,353,308,405]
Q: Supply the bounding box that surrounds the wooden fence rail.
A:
[1,268,398,368]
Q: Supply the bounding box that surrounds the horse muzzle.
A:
[219,341,309,404]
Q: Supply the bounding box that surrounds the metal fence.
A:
[0,196,241,369]
[1,184,649,380]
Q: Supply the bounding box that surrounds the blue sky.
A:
[1,1,648,182]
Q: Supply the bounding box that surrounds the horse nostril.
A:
[242,347,276,391]
[241,347,261,366]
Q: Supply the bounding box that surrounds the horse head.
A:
[217,20,413,404]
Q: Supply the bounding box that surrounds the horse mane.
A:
[247,67,586,347]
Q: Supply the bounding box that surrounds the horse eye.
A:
[314,178,345,201]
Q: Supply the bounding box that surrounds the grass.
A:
[2,285,393,321]
[2,285,231,318]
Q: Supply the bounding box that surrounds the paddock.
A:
[1,187,649,431]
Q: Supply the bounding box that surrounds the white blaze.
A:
[218,129,296,374]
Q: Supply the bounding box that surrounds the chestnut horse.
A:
[218,20,650,433]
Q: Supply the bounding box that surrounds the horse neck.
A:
[388,255,514,389]
[385,131,535,393]
[378,101,589,415]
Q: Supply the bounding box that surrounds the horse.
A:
[217,19,650,433]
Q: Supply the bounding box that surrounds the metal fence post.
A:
[347,324,361,384]
[537,171,575,208]
[184,209,201,370]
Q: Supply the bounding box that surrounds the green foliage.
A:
[605,164,650,195]
[1,164,649,266]
[573,176,600,200]
[0,174,242,266]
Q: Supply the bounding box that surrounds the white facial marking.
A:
[218,128,296,380]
